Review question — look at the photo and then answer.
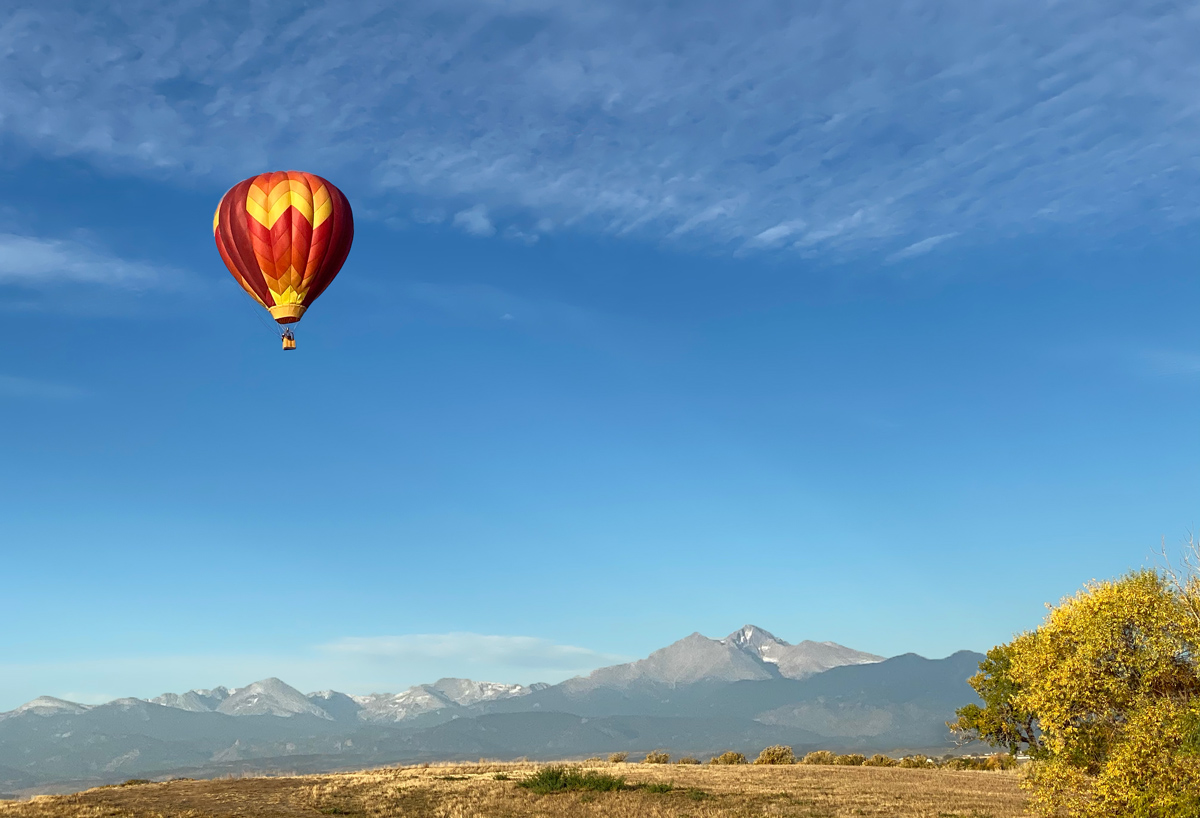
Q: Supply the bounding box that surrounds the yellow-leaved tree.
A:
[952,568,1200,817]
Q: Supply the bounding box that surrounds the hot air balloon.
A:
[213,171,353,350]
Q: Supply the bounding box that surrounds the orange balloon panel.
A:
[213,171,354,324]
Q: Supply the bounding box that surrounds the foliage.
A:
[950,643,1046,757]
[492,773,510,781]
[675,756,699,764]
[708,751,747,765]
[899,755,935,768]
[833,754,866,766]
[642,782,674,793]
[517,766,627,794]
[862,754,897,767]
[607,752,628,763]
[643,750,671,764]
[963,569,1200,817]
[800,751,837,765]
[941,754,1017,771]
[753,745,796,765]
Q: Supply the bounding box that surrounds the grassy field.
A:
[0,761,1027,818]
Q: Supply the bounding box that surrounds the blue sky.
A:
[3,0,1200,709]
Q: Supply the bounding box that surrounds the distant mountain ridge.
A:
[48,626,877,725]
[0,626,980,795]
[565,626,882,692]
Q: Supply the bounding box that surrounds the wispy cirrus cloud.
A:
[0,233,163,288]
[2,1,1200,259]
[1130,348,1200,378]
[321,633,627,672]
[886,233,959,263]
[0,632,628,710]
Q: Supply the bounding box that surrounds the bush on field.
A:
[643,750,671,764]
[899,755,936,768]
[833,754,866,766]
[583,757,603,765]
[607,752,628,763]
[986,753,1017,771]
[754,745,796,765]
[800,751,837,765]
[942,757,979,771]
[676,756,699,764]
[862,754,897,767]
[944,753,1018,771]
[518,766,626,794]
[709,751,747,765]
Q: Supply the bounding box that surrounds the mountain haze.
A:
[0,626,978,795]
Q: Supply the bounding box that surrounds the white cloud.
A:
[2,2,1199,257]
[0,233,161,287]
[750,221,805,247]
[321,633,626,671]
[453,204,497,237]
[0,375,85,400]
[503,225,540,245]
[886,233,959,263]
[411,207,447,225]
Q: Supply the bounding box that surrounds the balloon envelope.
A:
[214,171,354,324]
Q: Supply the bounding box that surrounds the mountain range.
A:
[0,626,983,796]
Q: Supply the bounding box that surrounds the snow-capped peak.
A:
[425,678,533,706]
[151,686,231,713]
[215,678,333,720]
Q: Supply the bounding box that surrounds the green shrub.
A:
[518,766,627,794]
[675,756,699,764]
[120,780,151,787]
[800,750,837,765]
[643,750,671,764]
[493,773,510,781]
[753,745,796,765]
[709,751,747,765]
[643,782,674,793]
[899,755,936,768]
[607,752,628,763]
[940,757,973,770]
[862,754,897,767]
[833,754,866,766]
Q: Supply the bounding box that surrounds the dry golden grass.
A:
[0,760,1027,818]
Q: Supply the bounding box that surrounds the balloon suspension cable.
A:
[226,276,286,340]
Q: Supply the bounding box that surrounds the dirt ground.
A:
[0,761,1027,818]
